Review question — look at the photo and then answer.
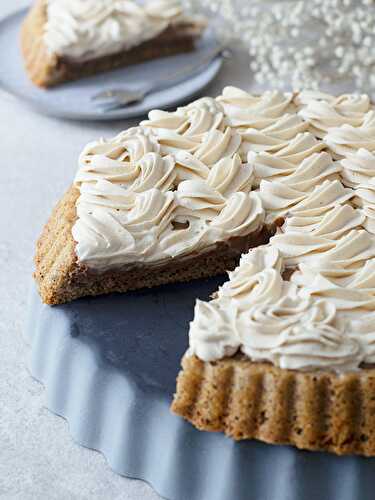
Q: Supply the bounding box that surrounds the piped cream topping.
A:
[72,98,264,268]
[185,87,375,373]
[44,0,194,61]
[72,86,375,372]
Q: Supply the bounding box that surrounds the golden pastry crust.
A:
[171,354,375,456]
[20,0,60,88]
[21,0,205,88]
[34,186,273,305]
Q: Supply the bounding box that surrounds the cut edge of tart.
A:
[34,185,274,305]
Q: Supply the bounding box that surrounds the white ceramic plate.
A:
[0,8,223,121]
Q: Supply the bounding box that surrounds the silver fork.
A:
[91,44,231,112]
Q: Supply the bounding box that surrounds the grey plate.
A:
[0,9,223,121]
[25,280,375,500]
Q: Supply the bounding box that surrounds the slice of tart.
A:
[172,88,375,456]
[21,0,206,88]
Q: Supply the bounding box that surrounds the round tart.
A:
[34,86,375,455]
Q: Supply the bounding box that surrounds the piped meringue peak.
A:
[73,87,375,372]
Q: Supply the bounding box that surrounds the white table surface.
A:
[0,2,253,499]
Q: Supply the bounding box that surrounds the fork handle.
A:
[141,43,228,96]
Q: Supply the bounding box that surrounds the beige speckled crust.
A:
[20,0,59,88]
[171,354,375,456]
[34,186,273,305]
[20,0,205,88]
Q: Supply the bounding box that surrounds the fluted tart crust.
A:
[172,354,375,456]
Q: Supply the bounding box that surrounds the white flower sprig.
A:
[186,0,375,92]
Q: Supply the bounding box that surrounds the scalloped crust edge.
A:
[171,354,375,456]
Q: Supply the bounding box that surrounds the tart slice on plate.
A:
[21,0,206,87]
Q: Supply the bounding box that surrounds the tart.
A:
[34,86,375,455]
[21,0,206,88]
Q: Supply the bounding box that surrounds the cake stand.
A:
[25,278,375,500]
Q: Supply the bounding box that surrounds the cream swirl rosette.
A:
[157,181,264,258]
[175,180,226,219]
[341,149,375,187]
[238,116,309,158]
[266,316,362,372]
[173,152,209,182]
[140,97,240,161]
[143,121,241,162]
[188,299,240,362]
[237,293,312,356]
[209,192,264,236]
[142,98,226,142]
[325,110,375,158]
[75,127,160,185]
[193,128,241,165]
[291,238,375,312]
[296,275,375,312]
[260,178,353,224]
[297,92,371,138]
[217,246,284,311]
[206,154,253,196]
[256,153,341,209]
[79,151,176,194]
[238,296,361,372]
[283,204,365,240]
[249,150,339,188]
[73,182,176,267]
[216,87,296,128]
[290,231,375,285]
[225,245,283,284]
[271,222,373,269]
